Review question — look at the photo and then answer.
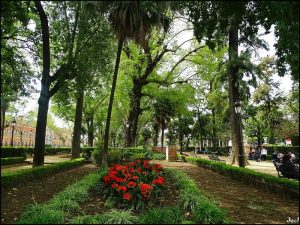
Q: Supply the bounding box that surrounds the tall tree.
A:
[187,1,272,167]
[101,1,170,166]
[1,1,37,146]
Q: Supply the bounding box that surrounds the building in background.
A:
[2,122,72,147]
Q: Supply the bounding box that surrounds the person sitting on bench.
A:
[280,153,299,179]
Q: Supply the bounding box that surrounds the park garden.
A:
[1,1,299,224]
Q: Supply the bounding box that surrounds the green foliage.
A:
[17,204,65,224]
[1,158,85,188]
[1,157,26,166]
[191,201,228,224]
[68,215,108,224]
[151,153,165,160]
[69,209,138,224]
[140,207,183,224]
[1,147,27,158]
[92,147,151,165]
[101,209,139,224]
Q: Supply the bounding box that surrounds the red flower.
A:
[132,175,139,180]
[123,192,132,201]
[117,185,127,192]
[139,183,152,197]
[153,176,165,185]
[111,183,118,189]
[127,181,137,188]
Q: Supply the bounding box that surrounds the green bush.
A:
[91,147,150,165]
[266,145,299,159]
[1,158,85,188]
[1,147,27,158]
[191,200,228,224]
[17,204,65,224]
[151,153,166,160]
[68,215,108,224]
[1,157,26,165]
[140,207,183,224]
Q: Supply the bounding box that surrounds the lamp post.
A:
[29,130,33,146]
[125,122,129,147]
[20,131,23,146]
[10,118,16,147]
[234,101,245,167]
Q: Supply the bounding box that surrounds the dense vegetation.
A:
[1,1,298,166]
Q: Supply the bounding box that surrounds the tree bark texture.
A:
[33,1,51,167]
[87,116,94,147]
[126,79,143,147]
[228,18,245,167]
[71,90,84,159]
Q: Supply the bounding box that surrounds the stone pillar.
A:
[168,145,177,162]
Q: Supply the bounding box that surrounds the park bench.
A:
[208,154,226,163]
[273,161,299,180]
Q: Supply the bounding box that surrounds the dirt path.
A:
[152,160,299,224]
[1,164,98,224]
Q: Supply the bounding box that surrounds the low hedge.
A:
[1,158,85,188]
[265,145,299,159]
[186,157,299,199]
[0,147,98,158]
[1,157,26,166]
[92,147,151,165]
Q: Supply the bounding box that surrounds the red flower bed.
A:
[102,159,165,210]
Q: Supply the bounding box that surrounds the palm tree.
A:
[153,97,175,150]
[101,1,170,167]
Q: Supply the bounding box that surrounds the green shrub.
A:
[1,158,85,188]
[69,210,138,224]
[152,153,165,160]
[140,207,183,224]
[68,215,108,224]
[91,147,150,165]
[191,200,227,224]
[91,147,102,165]
[1,147,27,158]
[17,204,65,224]
[1,157,26,165]
[102,209,139,224]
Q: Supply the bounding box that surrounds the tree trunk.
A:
[87,118,94,147]
[33,1,51,167]
[102,38,123,167]
[0,100,8,147]
[153,122,159,146]
[210,80,217,151]
[86,113,94,147]
[228,18,245,167]
[71,90,84,159]
[126,79,143,147]
[179,134,184,154]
